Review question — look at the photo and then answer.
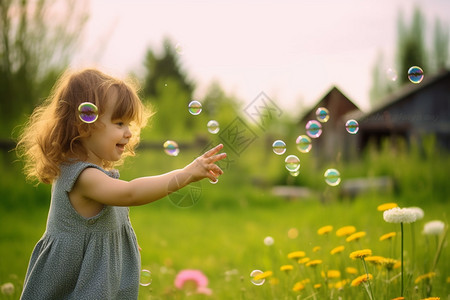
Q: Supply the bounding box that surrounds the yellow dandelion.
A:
[351,274,373,287]
[346,267,358,275]
[393,261,401,269]
[330,245,345,255]
[415,272,436,284]
[313,246,321,252]
[336,226,356,237]
[391,297,405,300]
[377,202,398,211]
[314,283,321,289]
[306,259,322,267]
[334,279,349,289]
[298,257,310,264]
[253,271,273,281]
[321,270,341,279]
[269,278,279,285]
[317,225,333,235]
[292,282,305,292]
[288,251,306,259]
[346,231,366,242]
[380,232,397,241]
[280,265,294,272]
[447,276,450,283]
[349,249,372,259]
[365,256,386,265]
[301,278,311,284]
[420,298,440,300]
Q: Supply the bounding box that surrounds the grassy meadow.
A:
[0,135,449,299]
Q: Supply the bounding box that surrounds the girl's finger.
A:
[203,144,223,158]
[208,152,227,163]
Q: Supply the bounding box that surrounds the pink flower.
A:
[174,269,212,295]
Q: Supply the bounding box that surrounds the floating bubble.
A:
[175,43,184,55]
[296,135,312,153]
[163,140,180,156]
[250,270,265,286]
[386,68,398,81]
[285,155,300,172]
[140,269,152,286]
[345,119,359,134]
[408,66,424,84]
[289,170,300,177]
[316,107,330,123]
[305,120,322,138]
[272,140,286,155]
[209,178,218,184]
[188,100,202,115]
[207,120,220,134]
[78,102,98,123]
[264,236,274,246]
[324,168,341,186]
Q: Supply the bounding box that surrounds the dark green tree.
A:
[0,0,88,137]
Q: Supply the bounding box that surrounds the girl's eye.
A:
[116,122,124,126]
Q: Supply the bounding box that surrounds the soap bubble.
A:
[285,155,300,172]
[296,135,312,153]
[140,269,152,286]
[316,107,330,123]
[324,168,341,186]
[163,140,180,156]
[306,120,322,138]
[207,120,220,134]
[408,66,424,84]
[272,140,287,155]
[175,43,184,55]
[250,270,265,286]
[78,102,98,123]
[345,119,359,134]
[188,100,202,115]
[386,68,398,81]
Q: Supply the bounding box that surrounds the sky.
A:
[72,0,450,115]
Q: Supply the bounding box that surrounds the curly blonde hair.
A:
[16,68,151,184]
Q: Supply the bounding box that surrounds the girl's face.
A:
[81,90,132,166]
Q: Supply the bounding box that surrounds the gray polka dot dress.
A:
[21,161,141,300]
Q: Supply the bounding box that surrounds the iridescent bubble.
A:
[272,140,286,155]
[296,135,312,153]
[163,140,180,156]
[408,66,424,84]
[386,68,398,81]
[316,107,330,123]
[305,120,322,138]
[207,120,220,134]
[290,170,300,177]
[175,43,184,55]
[78,102,98,123]
[188,100,202,115]
[140,269,152,286]
[285,155,300,172]
[345,119,359,134]
[324,168,341,186]
[250,270,265,286]
[209,178,218,184]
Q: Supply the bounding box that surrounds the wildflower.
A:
[298,257,310,264]
[292,282,305,292]
[392,297,405,300]
[288,251,306,259]
[1,283,14,296]
[383,207,417,223]
[314,283,321,289]
[407,207,424,220]
[306,259,322,267]
[336,226,356,237]
[415,272,436,284]
[174,269,212,295]
[330,245,345,255]
[253,271,273,281]
[321,270,341,279]
[301,278,311,284]
[377,202,398,211]
[280,265,294,272]
[380,232,396,241]
[420,297,440,300]
[349,249,372,259]
[423,220,445,235]
[312,246,321,252]
[350,273,373,287]
[346,267,358,275]
[317,225,333,235]
[365,256,385,265]
[264,236,274,246]
[346,231,366,242]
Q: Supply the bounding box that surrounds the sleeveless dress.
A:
[20,161,141,300]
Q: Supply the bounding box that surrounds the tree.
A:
[0,0,88,137]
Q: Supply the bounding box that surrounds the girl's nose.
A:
[124,127,132,138]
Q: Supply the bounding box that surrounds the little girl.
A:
[16,68,226,299]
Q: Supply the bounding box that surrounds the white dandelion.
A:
[383,207,417,224]
[407,207,424,220]
[423,220,445,235]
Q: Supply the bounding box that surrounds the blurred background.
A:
[0,0,449,299]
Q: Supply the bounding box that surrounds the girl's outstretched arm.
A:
[73,144,226,207]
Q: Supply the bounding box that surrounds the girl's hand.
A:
[184,144,227,183]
